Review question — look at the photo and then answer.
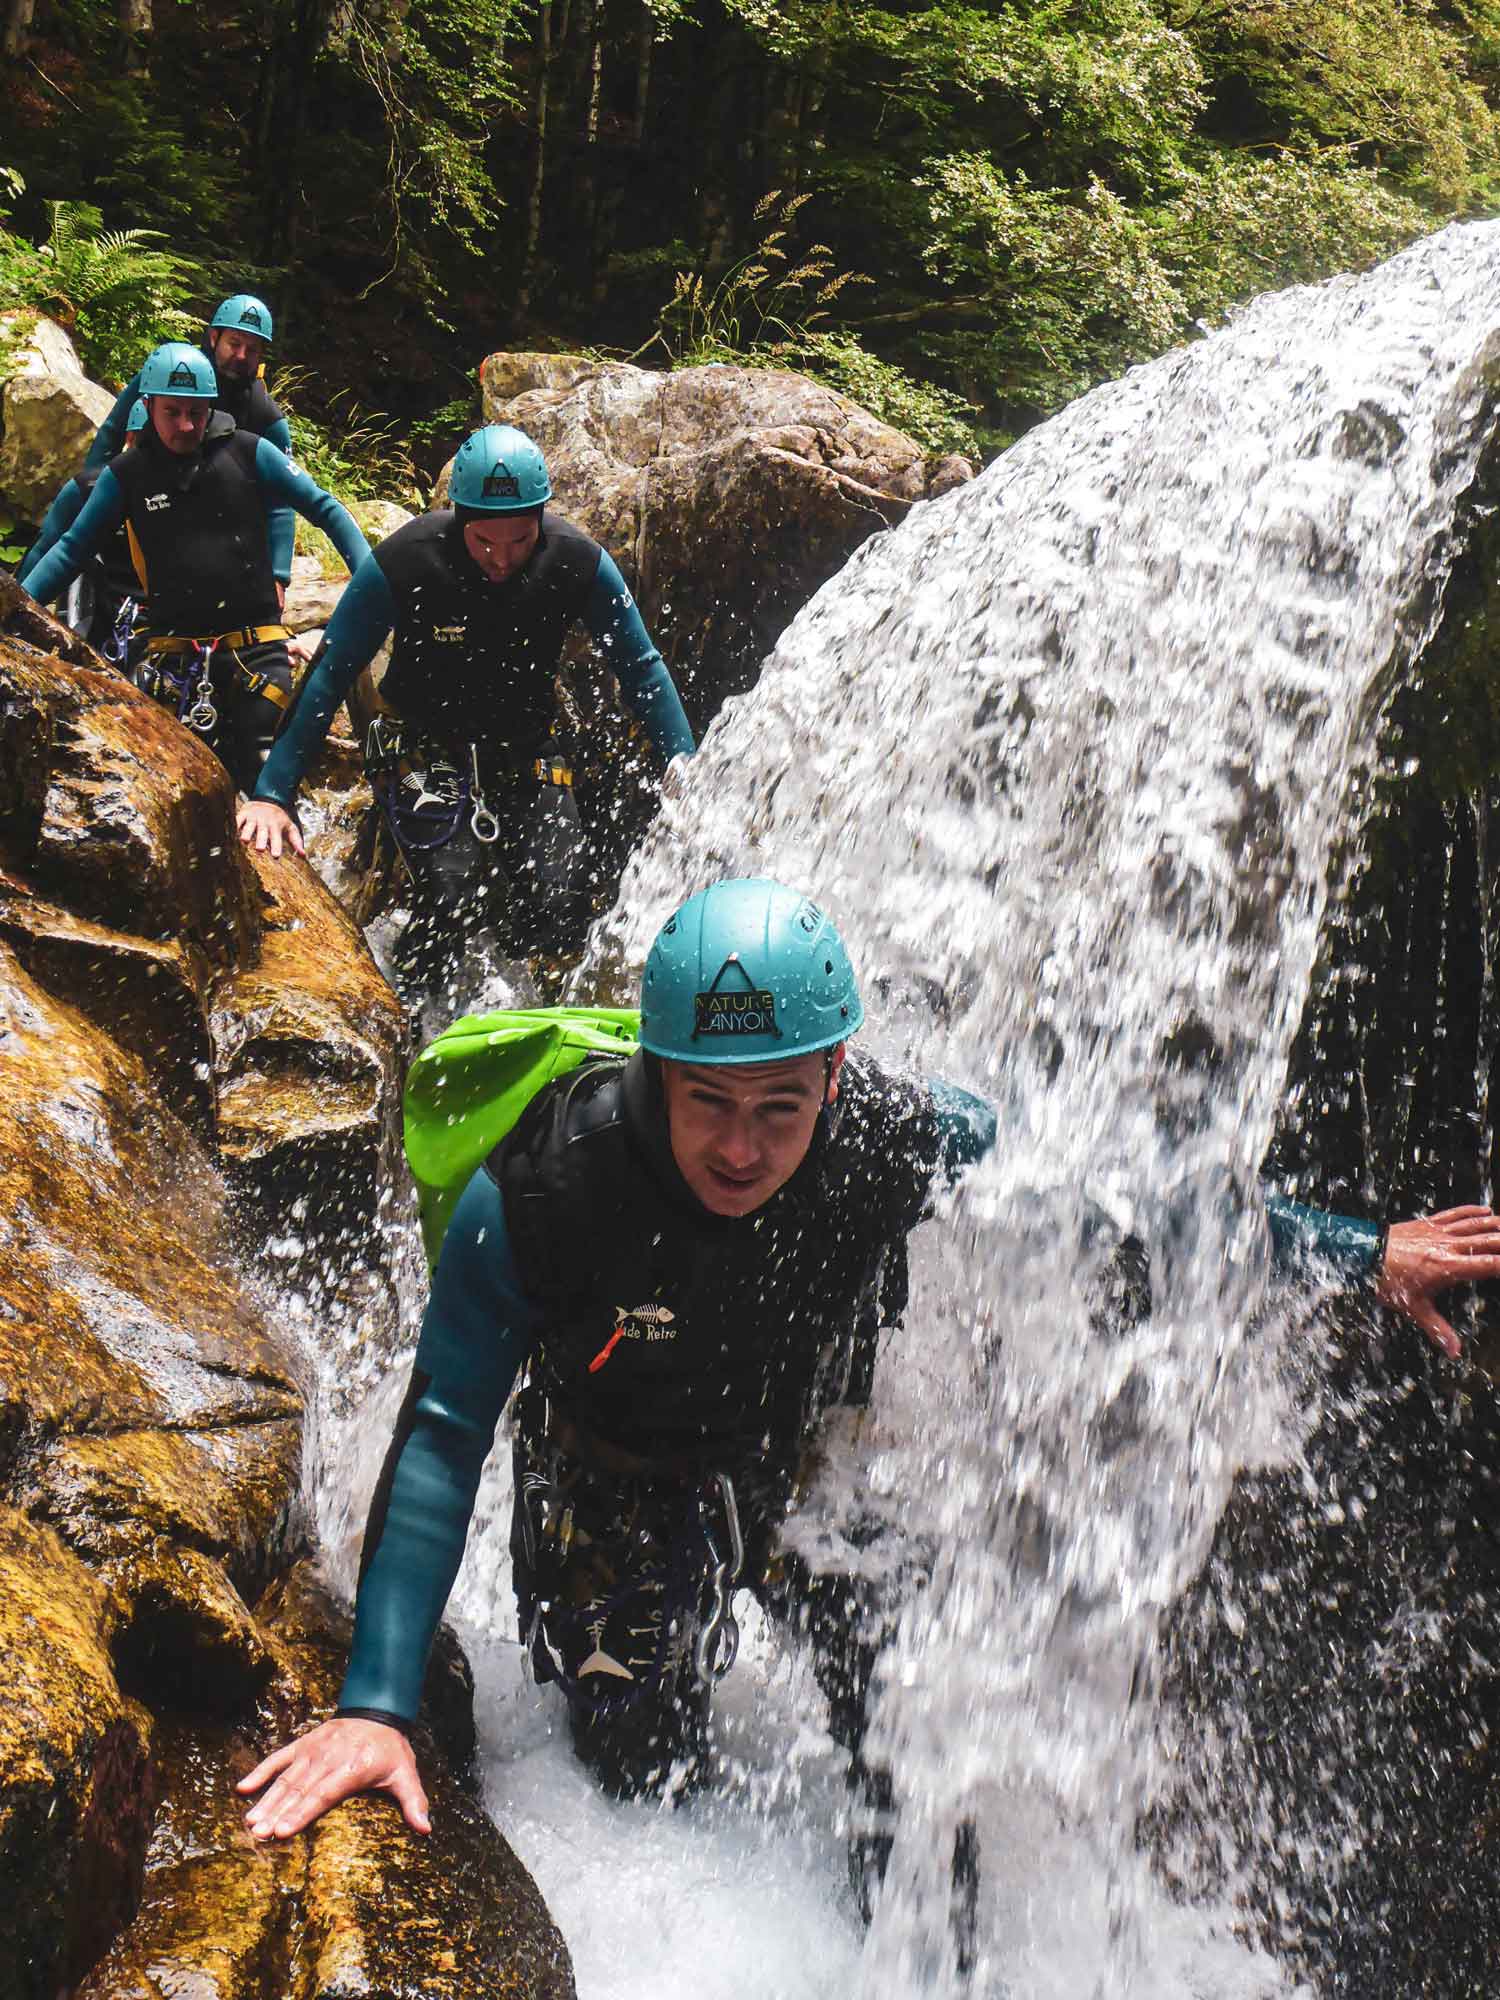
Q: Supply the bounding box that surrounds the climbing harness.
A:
[138,626,295,735]
[366,716,469,858]
[366,718,573,860]
[515,1430,746,1714]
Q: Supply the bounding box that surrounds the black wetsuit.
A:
[341,1051,994,1812]
[255,510,695,997]
[23,416,370,793]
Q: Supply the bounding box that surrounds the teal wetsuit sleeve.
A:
[1265,1193,1384,1280]
[583,550,695,763]
[18,479,85,585]
[256,421,295,581]
[253,437,369,582]
[83,375,142,473]
[252,556,396,808]
[21,467,127,606]
[929,1078,997,1182]
[338,1169,540,1723]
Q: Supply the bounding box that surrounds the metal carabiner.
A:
[691,1471,745,1682]
[694,1559,737,1682]
[468,743,500,843]
[185,645,218,734]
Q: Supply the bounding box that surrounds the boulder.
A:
[0,313,115,521]
[75,1570,575,2000]
[0,625,570,1996]
[476,352,973,729]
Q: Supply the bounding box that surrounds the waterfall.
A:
[315,221,1500,1997]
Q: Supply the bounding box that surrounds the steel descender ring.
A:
[468,744,500,842]
[184,644,218,733]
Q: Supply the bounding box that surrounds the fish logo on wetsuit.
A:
[588,1302,678,1374]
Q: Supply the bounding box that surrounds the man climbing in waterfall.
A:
[19,341,371,796]
[235,423,695,1004]
[84,293,298,610]
[238,876,1500,1957]
[18,395,149,667]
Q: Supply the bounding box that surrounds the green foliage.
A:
[918,143,1433,418]
[271,366,418,506]
[0,513,25,567]
[645,191,872,363]
[1185,0,1500,208]
[0,181,199,384]
[409,393,480,458]
[338,0,524,297]
[779,330,985,458]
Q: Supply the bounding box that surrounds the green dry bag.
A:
[404,1005,640,1269]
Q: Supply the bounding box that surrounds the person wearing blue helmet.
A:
[238,878,1500,1942]
[22,342,371,794]
[83,293,295,589]
[237,423,695,1003]
[19,396,150,667]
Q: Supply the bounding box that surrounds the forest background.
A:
[3,0,1500,495]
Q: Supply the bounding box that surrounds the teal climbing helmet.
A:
[210,293,274,343]
[639,877,864,1066]
[125,397,148,433]
[138,342,218,399]
[449,424,552,512]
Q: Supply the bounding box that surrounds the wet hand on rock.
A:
[238,1716,429,1839]
[237,798,305,858]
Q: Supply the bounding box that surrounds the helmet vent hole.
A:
[825,960,834,974]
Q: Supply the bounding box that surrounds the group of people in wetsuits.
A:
[14,299,1500,1973]
[19,294,692,1006]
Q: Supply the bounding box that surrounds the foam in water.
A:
[309,222,1500,1997]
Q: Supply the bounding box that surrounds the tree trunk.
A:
[118,0,152,71]
[516,0,553,322]
[632,1,652,148]
[3,0,37,61]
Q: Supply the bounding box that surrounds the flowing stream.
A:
[310,221,1500,1998]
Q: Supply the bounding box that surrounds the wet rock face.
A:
[76,1569,576,2000]
[472,352,974,889]
[0,629,572,1996]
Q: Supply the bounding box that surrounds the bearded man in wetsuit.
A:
[238,876,1500,1929]
[21,342,371,795]
[84,293,297,604]
[19,395,149,665]
[237,423,695,1002]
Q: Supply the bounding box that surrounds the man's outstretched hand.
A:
[1376,1206,1500,1359]
[238,1717,429,1841]
[237,798,305,858]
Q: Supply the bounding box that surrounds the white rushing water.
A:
[311,222,1500,1998]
